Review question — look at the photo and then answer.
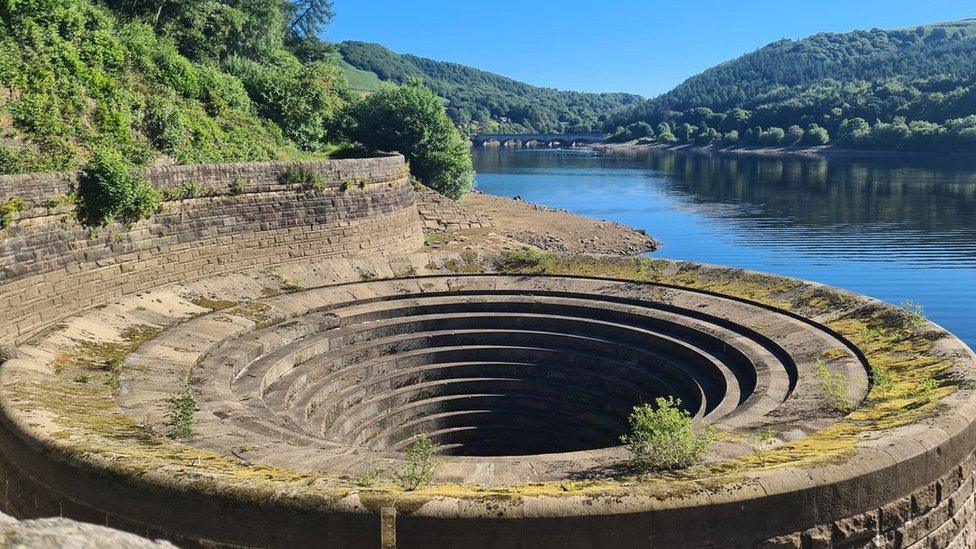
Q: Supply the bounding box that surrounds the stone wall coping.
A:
[0,154,406,204]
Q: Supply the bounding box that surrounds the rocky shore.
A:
[416,188,660,256]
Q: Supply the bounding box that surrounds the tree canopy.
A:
[348,80,474,200]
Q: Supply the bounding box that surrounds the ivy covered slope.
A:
[0,0,350,174]
[338,41,643,134]
[607,19,976,151]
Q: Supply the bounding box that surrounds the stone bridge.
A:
[470,133,608,147]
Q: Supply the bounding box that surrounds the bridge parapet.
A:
[470,133,608,146]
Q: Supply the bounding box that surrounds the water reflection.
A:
[472,148,976,347]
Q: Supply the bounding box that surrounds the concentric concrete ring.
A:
[132,274,866,484]
[2,253,975,548]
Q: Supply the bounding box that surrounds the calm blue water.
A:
[473,148,976,349]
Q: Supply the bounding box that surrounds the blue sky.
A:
[326,0,975,97]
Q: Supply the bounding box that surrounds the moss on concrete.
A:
[190,298,238,312]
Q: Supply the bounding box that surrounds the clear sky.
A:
[326,0,975,98]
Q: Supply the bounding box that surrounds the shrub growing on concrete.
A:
[392,435,439,491]
[166,388,197,439]
[621,397,714,471]
[75,149,160,227]
[814,359,854,412]
[899,300,927,334]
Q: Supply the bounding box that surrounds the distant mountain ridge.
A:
[605,19,976,151]
[337,41,643,134]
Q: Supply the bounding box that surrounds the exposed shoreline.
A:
[418,189,660,256]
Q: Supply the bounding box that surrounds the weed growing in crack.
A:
[166,373,196,439]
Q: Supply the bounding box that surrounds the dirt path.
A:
[419,190,659,256]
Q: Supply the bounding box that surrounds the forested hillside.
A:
[607,20,976,151]
[338,41,642,134]
[0,0,473,206]
[0,0,360,174]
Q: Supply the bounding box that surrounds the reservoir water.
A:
[472,148,976,349]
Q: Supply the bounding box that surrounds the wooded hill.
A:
[337,41,643,134]
[606,20,976,151]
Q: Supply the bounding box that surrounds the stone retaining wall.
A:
[0,156,422,344]
[415,187,492,232]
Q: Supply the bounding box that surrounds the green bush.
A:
[899,300,927,333]
[348,80,474,200]
[392,435,439,491]
[166,388,196,439]
[620,397,714,471]
[0,197,25,229]
[229,179,246,196]
[814,359,855,412]
[499,248,557,273]
[75,149,160,227]
[160,180,214,201]
[280,166,327,190]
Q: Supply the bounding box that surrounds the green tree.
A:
[628,121,654,139]
[675,123,698,142]
[657,130,677,144]
[696,127,721,144]
[285,0,335,39]
[837,118,871,145]
[785,125,805,145]
[225,53,349,151]
[760,127,786,146]
[804,124,830,145]
[348,80,474,200]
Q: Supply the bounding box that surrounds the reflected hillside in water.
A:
[473,148,976,266]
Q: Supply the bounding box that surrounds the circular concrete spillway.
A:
[177,273,865,482]
[3,253,976,548]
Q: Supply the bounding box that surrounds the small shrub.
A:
[339,180,353,192]
[392,435,439,491]
[40,193,77,210]
[620,397,714,471]
[915,377,940,403]
[357,179,366,189]
[872,365,894,394]
[0,345,17,363]
[499,248,557,273]
[161,180,212,201]
[75,149,160,227]
[900,300,927,333]
[0,197,25,229]
[814,359,854,412]
[228,179,246,196]
[280,166,327,191]
[166,387,197,439]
